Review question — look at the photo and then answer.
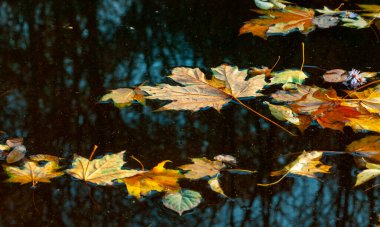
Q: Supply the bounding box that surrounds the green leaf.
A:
[341,16,370,29]
[162,189,202,215]
[270,70,308,88]
[264,101,300,125]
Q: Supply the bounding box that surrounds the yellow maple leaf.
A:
[120,160,183,199]
[259,151,332,186]
[342,85,380,114]
[66,150,141,185]
[3,155,64,187]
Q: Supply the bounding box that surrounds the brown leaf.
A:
[179,158,225,180]
[141,65,267,112]
[322,69,348,83]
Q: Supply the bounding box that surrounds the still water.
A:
[0,0,380,226]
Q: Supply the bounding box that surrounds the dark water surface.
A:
[1,0,380,226]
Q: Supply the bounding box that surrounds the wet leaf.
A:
[355,161,380,187]
[271,151,332,179]
[141,65,267,111]
[240,7,315,39]
[346,135,380,164]
[120,160,183,199]
[179,158,225,180]
[6,145,26,163]
[100,87,145,108]
[162,189,202,215]
[66,151,140,185]
[208,176,226,197]
[322,69,348,83]
[3,156,64,187]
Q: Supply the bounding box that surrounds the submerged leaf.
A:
[66,151,140,185]
[120,160,183,199]
[162,189,202,215]
[179,157,225,180]
[141,65,267,112]
[4,156,64,187]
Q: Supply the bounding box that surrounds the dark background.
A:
[0,0,379,226]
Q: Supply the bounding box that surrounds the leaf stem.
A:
[84,145,98,180]
[257,171,290,186]
[232,97,297,136]
[226,169,257,174]
[130,155,145,171]
[301,42,305,71]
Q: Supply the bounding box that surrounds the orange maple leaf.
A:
[240,7,315,39]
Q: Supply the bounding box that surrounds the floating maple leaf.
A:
[346,135,380,164]
[240,7,315,39]
[3,155,64,187]
[342,85,380,114]
[120,160,183,199]
[179,157,226,180]
[100,87,145,108]
[66,150,141,185]
[259,151,332,186]
[141,65,267,112]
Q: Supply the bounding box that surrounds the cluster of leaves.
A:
[101,64,379,134]
[0,142,251,215]
[240,4,380,39]
[2,135,380,214]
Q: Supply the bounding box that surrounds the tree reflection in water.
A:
[0,0,379,226]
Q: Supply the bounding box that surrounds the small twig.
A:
[130,155,145,171]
